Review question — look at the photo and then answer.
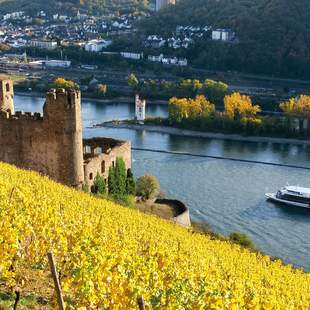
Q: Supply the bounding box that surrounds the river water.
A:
[15,95,310,271]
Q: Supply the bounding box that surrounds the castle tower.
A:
[135,94,146,123]
[0,78,14,114]
[43,88,84,188]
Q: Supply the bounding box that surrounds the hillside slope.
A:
[0,0,149,15]
[139,0,310,78]
[0,162,309,308]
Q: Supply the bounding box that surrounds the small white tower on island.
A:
[135,94,146,123]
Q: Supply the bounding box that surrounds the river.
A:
[15,94,310,271]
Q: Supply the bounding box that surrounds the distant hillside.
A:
[139,0,310,79]
[0,0,150,15]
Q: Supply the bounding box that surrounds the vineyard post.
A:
[137,296,145,310]
[47,252,65,310]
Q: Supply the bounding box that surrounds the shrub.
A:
[191,221,224,240]
[126,169,136,195]
[121,195,136,209]
[229,232,255,249]
[94,172,106,195]
[82,183,89,193]
[96,84,107,97]
[136,175,160,200]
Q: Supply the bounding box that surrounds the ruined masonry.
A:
[0,77,131,190]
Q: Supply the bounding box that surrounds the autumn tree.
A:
[168,95,215,124]
[127,73,139,91]
[224,92,261,124]
[136,175,160,200]
[52,77,80,91]
[280,95,310,135]
[169,97,190,123]
[96,84,107,97]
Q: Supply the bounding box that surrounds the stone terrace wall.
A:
[155,199,191,228]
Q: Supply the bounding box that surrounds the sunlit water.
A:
[15,95,310,271]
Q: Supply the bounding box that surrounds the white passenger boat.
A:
[265,186,310,209]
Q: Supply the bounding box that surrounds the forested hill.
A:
[0,0,149,15]
[139,0,310,79]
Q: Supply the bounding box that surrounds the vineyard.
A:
[0,162,309,308]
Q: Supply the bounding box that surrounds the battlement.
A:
[0,110,43,121]
[45,88,80,109]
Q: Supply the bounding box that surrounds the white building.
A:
[156,0,176,11]
[59,15,68,21]
[212,29,235,42]
[3,11,24,21]
[44,60,71,68]
[145,35,166,48]
[120,52,143,60]
[77,10,88,21]
[29,60,71,69]
[135,94,146,122]
[148,54,163,62]
[178,58,188,66]
[29,40,58,50]
[85,39,112,52]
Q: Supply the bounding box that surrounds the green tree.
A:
[94,172,106,194]
[128,73,139,90]
[136,175,160,200]
[114,158,127,197]
[126,169,136,195]
[108,166,116,195]
[202,80,229,106]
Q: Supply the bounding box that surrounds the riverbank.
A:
[15,91,168,105]
[95,121,310,146]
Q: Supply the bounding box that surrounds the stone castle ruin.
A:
[0,77,131,189]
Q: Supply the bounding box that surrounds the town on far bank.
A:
[1,0,310,114]
[0,0,274,107]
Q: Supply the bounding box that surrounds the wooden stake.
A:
[47,252,65,310]
[137,296,145,310]
[13,290,20,310]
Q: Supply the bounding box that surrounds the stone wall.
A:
[0,79,132,190]
[155,199,191,228]
[0,88,84,187]
[83,137,131,190]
